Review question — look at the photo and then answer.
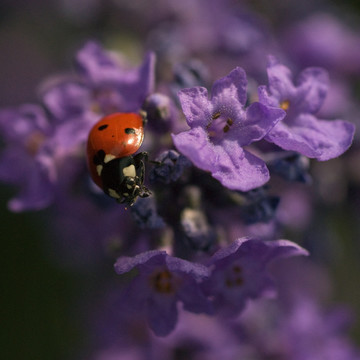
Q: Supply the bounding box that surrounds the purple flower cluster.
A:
[172,67,286,191]
[1,0,360,358]
[0,41,155,211]
[172,58,354,193]
[114,238,307,336]
[259,55,354,161]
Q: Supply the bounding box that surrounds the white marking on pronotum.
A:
[122,164,136,178]
[108,188,121,199]
[104,154,116,163]
[96,165,103,176]
[127,184,132,189]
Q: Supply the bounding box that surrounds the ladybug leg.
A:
[133,152,151,199]
[133,152,148,166]
[130,152,146,186]
[117,177,140,206]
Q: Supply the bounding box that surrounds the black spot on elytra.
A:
[125,128,136,134]
[98,124,108,131]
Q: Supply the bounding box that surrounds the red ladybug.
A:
[87,112,150,205]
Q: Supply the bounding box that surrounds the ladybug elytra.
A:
[87,112,150,206]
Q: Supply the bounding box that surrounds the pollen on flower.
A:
[206,111,234,142]
[223,118,233,133]
[25,131,46,155]
[280,100,290,111]
[90,102,102,114]
[225,264,244,288]
[212,111,221,119]
[152,269,175,294]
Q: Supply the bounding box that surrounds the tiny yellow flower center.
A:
[90,102,102,114]
[280,100,290,111]
[152,270,175,294]
[25,131,46,155]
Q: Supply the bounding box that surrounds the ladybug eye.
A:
[125,128,136,134]
[98,124,108,131]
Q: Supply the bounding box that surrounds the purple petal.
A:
[178,281,213,314]
[296,67,329,114]
[267,55,296,100]
[42,81,91,121]
[0,147,32,183]
[166,256,210,281]
[147,296,178,336]
[210,67,248,107]
[75,42,155,113]
[178,87,211,127]
[210,237,308,266]
[121,275,152,314]
[258,85,279,107]
[115,52,156,112]
[205,237,308,316]
[0,145,55,212]
[211,142,270,191]
[49,115,97,150]
[8,163,54,212]
[114,250,166,274]
[172,126,217,171]
[266,114,355,161]
[0,105,49,142]
[209,237,251,264]
[229,102,285,146]
[264,239,310,261]
[138,52,156,97]
[173,127,270,191]
[75,41,123,84]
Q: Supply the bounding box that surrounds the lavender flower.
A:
[42,41,155,122]
[150,310,246,360]
[239,187,280,224]
[130,196,165,229]
[0,105,56,211]
[75,41,155,114]
[0,41,158,213]
[172,67,285,191]
[114,250,212,336]
[259,56,355,161]
[202,237,308,316]
[142,93,178,134]
[0,99,100,211]
[41,80,92,122]
[149,150,192,184]
[265,151,312,183]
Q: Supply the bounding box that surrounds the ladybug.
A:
[87,112,150,206]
